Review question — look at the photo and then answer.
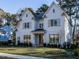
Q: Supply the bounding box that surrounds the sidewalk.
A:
[0,53,48,59]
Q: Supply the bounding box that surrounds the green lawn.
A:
[0,47,78,59]
[0,47,67,58]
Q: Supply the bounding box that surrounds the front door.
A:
[35,34,39,46]
[35,34,44,46]
[39,34,43,46]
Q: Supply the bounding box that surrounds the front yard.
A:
[0,48,66,58]
[0,47,78,59]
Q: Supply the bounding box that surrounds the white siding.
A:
[16,2,71,46]
[43,3,67,45]
[16,9,35,44]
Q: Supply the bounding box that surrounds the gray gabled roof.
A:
[35,12,44,20]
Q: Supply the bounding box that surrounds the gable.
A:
[43,2,71,26]
[22,8,35,20]
[16,8,35,22]
[43,2,64,18]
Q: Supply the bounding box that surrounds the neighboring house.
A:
[16,2,72,47]
[0,18,13,43]
[0,25,13,42]
[0,18,7,26]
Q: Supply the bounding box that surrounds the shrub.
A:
[43,43,46,47]
[74,51,78,56]
[71,44,77,49]
[29,42,32,47]
[62,42,74,49]
[45,50,66,55]
[46,44,51,47]
[74,49,79,56]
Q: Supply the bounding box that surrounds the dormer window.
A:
[39,23,43,29]
[53,9,55,13]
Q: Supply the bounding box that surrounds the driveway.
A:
[0,53,48,59]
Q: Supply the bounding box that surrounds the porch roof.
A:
[31,29,46,34]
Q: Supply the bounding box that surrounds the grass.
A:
[0,47,78,59]
[0,47,67,58]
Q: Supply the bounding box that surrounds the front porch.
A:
[34,33,44,47]
[32,29,45,47]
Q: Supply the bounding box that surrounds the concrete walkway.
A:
[0,53,48,59]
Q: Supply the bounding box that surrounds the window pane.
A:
[54,20,57,26]
[24,35,31,43]
[39,23,43,29]
[49,19,60,27]
[26,23,29,28]
[25,23,27,28]
[49,34,59,44]
[51,20,53,26]
[23,22,30,29]
[23,23,26,28]
[53,9,55,13]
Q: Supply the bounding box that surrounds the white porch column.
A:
[31,34,35,46]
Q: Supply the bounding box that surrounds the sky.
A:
[0,0,56,14]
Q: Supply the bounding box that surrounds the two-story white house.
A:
[16,2,72,47]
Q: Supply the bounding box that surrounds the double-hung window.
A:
[48,19,60,27]
[23,22,30,29]
[49,34,59,44]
